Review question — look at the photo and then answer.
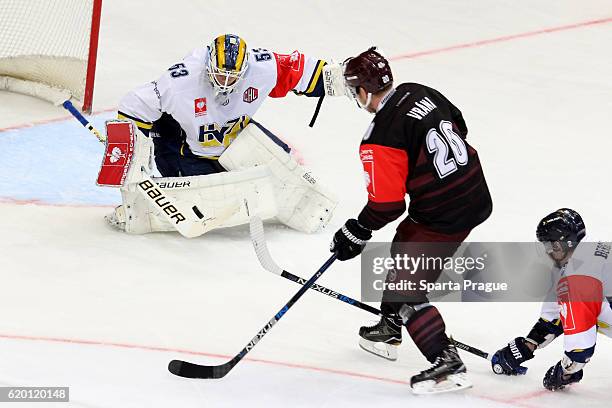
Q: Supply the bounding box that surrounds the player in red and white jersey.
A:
[118,33,334,177]
[491,208,612,391]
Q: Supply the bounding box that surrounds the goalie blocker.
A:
[99,120,337,236]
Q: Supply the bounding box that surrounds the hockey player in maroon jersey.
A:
[329,48,492,393]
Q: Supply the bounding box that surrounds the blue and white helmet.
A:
[206,34,249,95]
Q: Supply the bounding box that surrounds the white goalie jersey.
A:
[117,46,326,159]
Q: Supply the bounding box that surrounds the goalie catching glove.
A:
[330,219,372,261]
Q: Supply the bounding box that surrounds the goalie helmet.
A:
[536,208,586,250]
[206,34,249,95]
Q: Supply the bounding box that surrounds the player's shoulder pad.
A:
[169,47,206,76]
[158,56,205,96]
[566,241,610,280]
[361,117,407,151]
[364,87,416,149]
[243,47,277,78]
[248,47,278,67]
[393,83,443,107]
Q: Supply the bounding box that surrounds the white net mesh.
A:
[0,0,97,103]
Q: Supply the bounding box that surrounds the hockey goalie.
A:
[96,33,345,237]
[99,119,337,237]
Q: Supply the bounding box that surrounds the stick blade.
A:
[249,216,283,275]
[168,359,219,379]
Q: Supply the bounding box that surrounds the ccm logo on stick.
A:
[138,180,186,224]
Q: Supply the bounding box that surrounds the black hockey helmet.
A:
[536,208,586,249]
[343,47,393,95]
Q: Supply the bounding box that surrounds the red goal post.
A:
[0,0,102,113]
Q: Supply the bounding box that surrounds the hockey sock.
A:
[405,306,451,363]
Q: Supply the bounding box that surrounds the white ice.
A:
[1,1,612,407]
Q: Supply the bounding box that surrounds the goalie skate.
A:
[358,316,402,361]
[105,205,126,231]
[410,345,472,395]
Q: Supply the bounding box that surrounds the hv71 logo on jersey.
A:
[243,87,258,103]
[194,97,207,116]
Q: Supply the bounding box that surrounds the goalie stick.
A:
[63,100,235,238]
[248,216,492,362]
[168,235,337,379]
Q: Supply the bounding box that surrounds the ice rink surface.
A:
[1,1,611,406]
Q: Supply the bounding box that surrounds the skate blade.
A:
[358,338,398,361]
[411,373,472,395]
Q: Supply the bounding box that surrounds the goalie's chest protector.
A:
[163,51,278,158]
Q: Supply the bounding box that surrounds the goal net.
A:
[0,0,102,112]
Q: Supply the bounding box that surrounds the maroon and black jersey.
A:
[357,83,492,234]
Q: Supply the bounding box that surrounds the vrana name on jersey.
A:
[406,97,437,120]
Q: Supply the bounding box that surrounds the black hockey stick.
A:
[450,336,492,361]
[249,216,492,362]
[249,216,382,315]
[168,246,337,378]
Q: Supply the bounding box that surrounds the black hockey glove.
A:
[543,360,583,391]
[330,219,372,261]
[491,337,534,375]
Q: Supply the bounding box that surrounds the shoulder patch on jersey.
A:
[243,87,259,103]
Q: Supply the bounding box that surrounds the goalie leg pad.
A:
[119,166,278,235]
[219,122,337,233]
[100,121,276,236]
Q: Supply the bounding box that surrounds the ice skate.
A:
[105,205,126,231]
[358,316,402,361]
[410,344,472,394]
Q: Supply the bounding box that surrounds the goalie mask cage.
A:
[0,0,102,113]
